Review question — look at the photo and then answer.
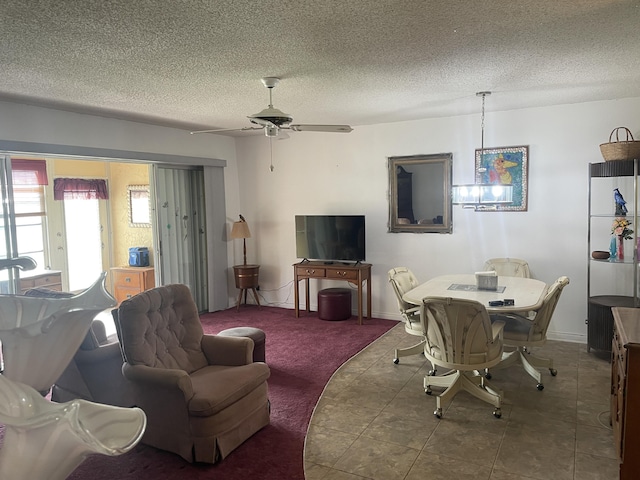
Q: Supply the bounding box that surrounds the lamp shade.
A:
[452,184,514,205]
[230,220,251,239]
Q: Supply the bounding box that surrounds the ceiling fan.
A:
[190,77,354,138]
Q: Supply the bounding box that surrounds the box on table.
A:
[475,271,498,291]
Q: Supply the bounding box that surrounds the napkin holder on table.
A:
[475,271,498,291]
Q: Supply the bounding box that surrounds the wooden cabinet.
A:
[111,266,155,304]
[293,261,371,325]
[19,270,62,294]
[611,307,640,479]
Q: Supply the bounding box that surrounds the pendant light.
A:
[451,91,513,210]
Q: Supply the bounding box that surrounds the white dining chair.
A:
[489,276,570,390]
[388,267,426,365]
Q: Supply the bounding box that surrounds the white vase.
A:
[0,374,146,479]
[0,272,116,393]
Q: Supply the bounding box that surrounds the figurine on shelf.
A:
[614,188,628,215]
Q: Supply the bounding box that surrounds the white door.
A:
[62,197,109,291]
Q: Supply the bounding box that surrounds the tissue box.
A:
[475,271,498,291]
[129,247,149,267]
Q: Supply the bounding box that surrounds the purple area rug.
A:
[64,306,396,480]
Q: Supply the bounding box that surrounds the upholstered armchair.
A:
[115,284,271,463]
[388,267,426,365]
[422,297,505,418]
[51,319,136,407]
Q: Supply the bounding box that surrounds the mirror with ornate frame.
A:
[128,185,151,227]
[388,153,452,233]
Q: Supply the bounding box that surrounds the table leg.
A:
[250,288,261,308]
[294,276,300,317]
[366,277,371,319]
[236,289,244,311]
[357,276,363,325]
[304,278,310,313]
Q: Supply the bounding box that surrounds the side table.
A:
[233,264,261,311]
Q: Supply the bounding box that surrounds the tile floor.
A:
[304,323,618,480]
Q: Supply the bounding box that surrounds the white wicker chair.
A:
[388,267,426,365]
[422,297,505,418]
[490,276,570,390]
[483,258,531,278]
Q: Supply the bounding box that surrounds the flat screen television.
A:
[295,215,366,263]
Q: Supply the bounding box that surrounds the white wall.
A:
[234,97,640,343]
[3,97,640,343]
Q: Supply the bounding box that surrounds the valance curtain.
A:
[53,178,109,200]
[11,159,49,185]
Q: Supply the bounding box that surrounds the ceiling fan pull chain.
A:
[269,137,274,172]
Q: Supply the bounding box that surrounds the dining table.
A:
[402,273,549,315]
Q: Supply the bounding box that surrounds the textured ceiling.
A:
[1,0,639,135]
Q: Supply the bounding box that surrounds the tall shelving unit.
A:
[587,159,639,353]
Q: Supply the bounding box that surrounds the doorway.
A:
[62,197,105,291]
[0,140,228,312]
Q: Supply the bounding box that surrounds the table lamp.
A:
[230,214,251,265]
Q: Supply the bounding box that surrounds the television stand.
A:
[293,261,372,325]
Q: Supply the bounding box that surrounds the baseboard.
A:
[546,331,587,344]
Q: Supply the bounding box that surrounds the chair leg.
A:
[424,370,502,418]
[393,338,425,364]
[459,372,502,410]
[492,346,556,389]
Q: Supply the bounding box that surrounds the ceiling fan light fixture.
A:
[192,76,352,137]
[248,106,293,127]
[265,126,279,137]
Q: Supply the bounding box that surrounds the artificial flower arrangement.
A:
[612,217,634,239]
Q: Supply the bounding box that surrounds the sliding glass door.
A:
[0,154,20,293]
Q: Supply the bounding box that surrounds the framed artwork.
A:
[475,145,529,212]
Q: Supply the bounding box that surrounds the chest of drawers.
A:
[611,307,640,479]
[19,271,63,294]
[111,266,155,304]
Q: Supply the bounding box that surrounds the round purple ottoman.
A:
[217,327,266,363]
[318,288,352,321]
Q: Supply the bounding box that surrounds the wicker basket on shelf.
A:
[600,127,640,162]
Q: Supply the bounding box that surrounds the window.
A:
[11,160,49,272]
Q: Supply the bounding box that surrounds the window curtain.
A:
[53,178,109,200]
[11,159,49,185]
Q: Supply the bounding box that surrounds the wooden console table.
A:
[293,261,371,325]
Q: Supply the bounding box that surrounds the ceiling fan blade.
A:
[190,127,262,134]
[289,124,353,133]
